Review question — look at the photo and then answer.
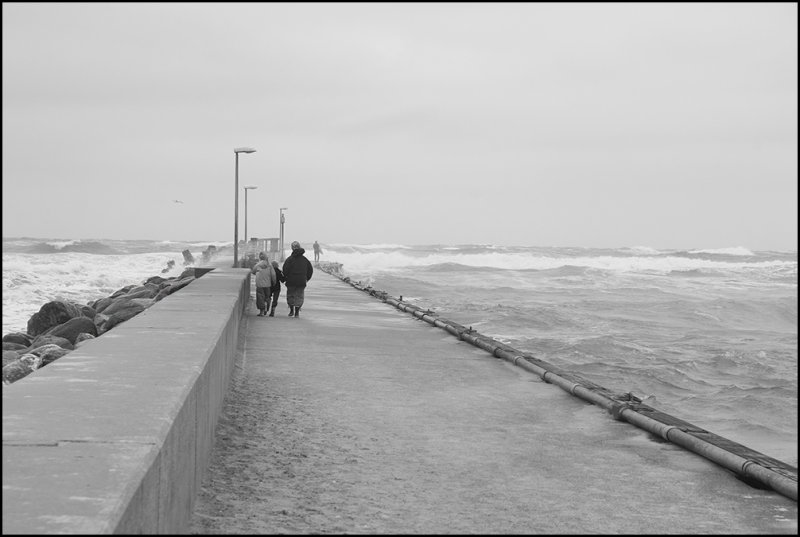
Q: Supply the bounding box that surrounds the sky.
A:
[2,3,797,251]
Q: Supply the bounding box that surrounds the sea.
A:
[3,238,797,467]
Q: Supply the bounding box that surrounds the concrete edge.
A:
[2,267,251,534]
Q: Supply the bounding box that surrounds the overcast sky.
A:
[2,3,797,250]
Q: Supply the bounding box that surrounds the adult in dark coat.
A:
[282,241,313,317]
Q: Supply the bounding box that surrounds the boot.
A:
[288,306,295,317]
[269,306,275,317]
[261,309,267,317]
[294,307,300,318]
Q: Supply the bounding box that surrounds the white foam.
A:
[688,247,755,256]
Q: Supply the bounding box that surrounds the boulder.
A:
[3,332,33,347]
[75,333,96,346]
[130,298,155,309]
[109,284,137,299]
[26,300,84,337]
[97,301,146,333]
[92,296,115,314]
[29,344,71,366]
[3,354,42,384]
[93,313,109,333]
[80,304,97,319]
[3,350,21,368]
[29,334,74,351]
[101,298,140,317]
[144,275,169,286]
[120,285,158,300]
[2,342,28,352]
[154,276,195,301]
[43,316,98,345]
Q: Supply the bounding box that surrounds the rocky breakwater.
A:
[2,268,200,385]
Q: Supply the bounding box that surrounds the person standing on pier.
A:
[313,240,323,263]
[267,260,285,317]
[251,252,276,317]
[282,241,313,318]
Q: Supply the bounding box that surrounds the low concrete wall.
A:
[2,267,251,534]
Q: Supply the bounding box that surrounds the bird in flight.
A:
[172,199,184,204]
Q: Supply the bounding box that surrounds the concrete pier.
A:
[190,271,797,534]
[3,267,797,534]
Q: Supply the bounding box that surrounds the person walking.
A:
[282,241,313,318]
[313,240,323,263]
[267,260,285,317]
[251,252,276,317]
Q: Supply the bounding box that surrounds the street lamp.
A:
[279,207,288,261]
[233,147,256,267]
[244,185,258,248]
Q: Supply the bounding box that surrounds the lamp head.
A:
[234,147,256,154]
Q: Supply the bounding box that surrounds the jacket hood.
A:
[291,248,306,256]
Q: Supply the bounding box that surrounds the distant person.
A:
[282,241,313,318]
[267,260,285,317]
[313,240,323,263]
[251,252,276,317]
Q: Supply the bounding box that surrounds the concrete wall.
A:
[2,268,251,534]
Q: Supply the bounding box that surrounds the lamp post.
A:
[279,207,288,261]
[244,185,258,248]
[233,147,256,267]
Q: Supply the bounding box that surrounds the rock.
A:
[93,313,109,333]
[75,333,96,346]
[101,298,143,318]
[3,350,21,368]
[43,316,98,345]
[97,301,147,332]
[80,304,97,319]
[91,296,115,313]
[145,275,169,286]
[154,276,195,301]
[3,332,33,347]
[26,300,84,337]
[3,354,42,384]
[120,284,158,300]
[2,342,28,352]
[130,298,155,309]
[29,344,71,366]
[109,284,137,299]
[29,335,74,351]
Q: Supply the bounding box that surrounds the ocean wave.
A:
[20,240,122,255]
[625,245,663,255]
[687,246,755,256]
[327,243,412,250]
[326,248,796,277]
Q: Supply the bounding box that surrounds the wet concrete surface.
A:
[190,272,797,534]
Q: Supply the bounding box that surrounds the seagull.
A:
[172,199,184,204]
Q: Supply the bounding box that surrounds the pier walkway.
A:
[189,271,797,534]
